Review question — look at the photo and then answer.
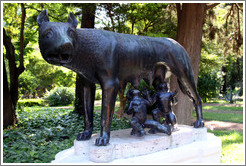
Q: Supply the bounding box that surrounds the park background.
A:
[2,2,244,164]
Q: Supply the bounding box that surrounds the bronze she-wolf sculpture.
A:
[37,10,204,146]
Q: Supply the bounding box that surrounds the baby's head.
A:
[132,90,141,96]
[158,82,168,91]
[127,89,141,100]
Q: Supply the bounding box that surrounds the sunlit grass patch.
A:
[208,130,244,164]
[206,98,243,104]
[203,105,243,111]
[192,112,243,123]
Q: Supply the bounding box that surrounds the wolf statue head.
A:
[37,9,78,65]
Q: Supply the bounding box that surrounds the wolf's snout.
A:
[59,42,73,52]
[45,42,73,64]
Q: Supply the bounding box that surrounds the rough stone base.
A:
[51,125,222,164]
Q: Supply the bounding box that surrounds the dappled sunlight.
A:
[221,143,244,163]
[219,131,243,144]
[211,130,244,164]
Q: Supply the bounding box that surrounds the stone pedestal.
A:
[51,125,222,164]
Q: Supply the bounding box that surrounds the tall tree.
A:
[3,60,16,128]
[75,4,96,115]
[170,3,219,125]
[3,3,26,128]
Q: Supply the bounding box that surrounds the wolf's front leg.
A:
[95,78,119,146]
[76,78,96,141]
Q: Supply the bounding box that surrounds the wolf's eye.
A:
[45,31,53,39]
[68,27,75,38]
[42,28,53,39]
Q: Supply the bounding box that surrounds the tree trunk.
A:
[3,28,19,109]
[81,4,96,28]
[106,3,115,31]
[75,4,96,115]
[221,66,227,94]
[170,4,206,125]
[115,88,127,118]
[75,75,85,115]
[3,4,26,128]
[3,60,17,128]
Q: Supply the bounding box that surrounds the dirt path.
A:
[204,109,243,114]
[203,103,243,107]
[204,120,243,132]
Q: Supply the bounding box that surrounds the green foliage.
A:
[98,3,176,38]
[17,99,45,107]
[44,87,75,106]
[224,56,243,92]
[202,4,243,97]
[53,69,76,88]
[3,3,77,99]
[198,39,224,102]
[197,72,221,102]
[200,41,224,74]
[3,107,130,163]
[95,89,102,100]
[3,107,77,163]
[18,70,40,98]
[20,51,76,98]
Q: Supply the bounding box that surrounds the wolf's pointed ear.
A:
[67,12,78,28]
[37,9,49,26]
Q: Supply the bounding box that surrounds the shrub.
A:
[44,87,75,106]
[17,99,46,107]
[18,70,40,98]
[95,89,102,100]
[197,73,221,103]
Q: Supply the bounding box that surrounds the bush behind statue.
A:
[44,87,75,106]
[197,72,221,103]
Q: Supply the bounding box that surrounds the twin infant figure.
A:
[126,82,178,137]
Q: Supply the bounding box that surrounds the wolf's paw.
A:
[95,136,109,146]
[76,130,92,141]
[193,119,204,128]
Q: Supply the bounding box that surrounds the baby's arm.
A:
[142,90,155,106]
[171,91,178,105]
[127,101,134,115]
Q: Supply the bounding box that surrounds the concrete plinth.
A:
[51,125,222,164]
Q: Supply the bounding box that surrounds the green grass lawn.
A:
[205,98,243,105]
[203,105,243,111]
[192,103,243,123]
[192,111,243,123]
[208,130,244,164]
